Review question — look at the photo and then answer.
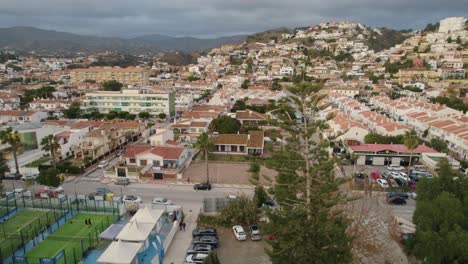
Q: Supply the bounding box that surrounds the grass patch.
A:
[25,157,51,168]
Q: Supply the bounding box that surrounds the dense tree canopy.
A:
[408,159,468,263]
[21,86,56,107]
[101,80,123,91]
[63,102,81,119]
[364,133,404,144]
[209,116,241,134]
[37,168,63,187]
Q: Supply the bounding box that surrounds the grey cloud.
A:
[0,0,466,37]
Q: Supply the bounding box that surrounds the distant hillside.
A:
[246,27,293,43]
[365,28,412,52]
[0,27,161,55]
[133,34,246,52]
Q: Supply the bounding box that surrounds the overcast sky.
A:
[0,0,466,38]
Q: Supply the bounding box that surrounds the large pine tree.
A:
[264,82,352,263]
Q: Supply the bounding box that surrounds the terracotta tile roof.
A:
[349,144,438,154]
[190,121,209,127]
[42,120,70,126]
[192,105,226,112]
[247,131,264,148]
[0,110,39,117]
[235,110,267,121]
[122,145,153,158]
[182,112,219,119]
[211,134,248,145]
[69,121,104,129]
[102,121,142,129]
[150,146,184,160]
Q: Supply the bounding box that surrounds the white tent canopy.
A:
[97,240,142,264]
[116,219,154,242]
[129,206,164,225]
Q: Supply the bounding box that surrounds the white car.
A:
[185,253,209,264]
[152,197,173,205]
[14,188,25,196]
[386,164,405,171]
[45,186,64,193]
[232,225,247,241]
[98,160,109,168]
[123,195,142,203]
[376,179,389,188]
[21,174,38,181]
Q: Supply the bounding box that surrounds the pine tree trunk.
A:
[302,103,311,219]
[408,150,413,177]
[205,149,209,184]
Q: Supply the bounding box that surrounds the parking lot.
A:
[216,226,271,264]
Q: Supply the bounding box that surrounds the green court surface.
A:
[0,209,55,258]
[26,213,113,264]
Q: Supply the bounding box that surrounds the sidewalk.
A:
[162,209,199,264]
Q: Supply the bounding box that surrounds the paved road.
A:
[7,149,45,172]
[79,156,120,181]
[3,179,254,212]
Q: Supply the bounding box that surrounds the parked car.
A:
[96,187,112,195]
[98,160,109,168]
[249,225,261,241]
[187,244,213,254]
[14,188,25,197]
[193,183,212,191]
[370,172,381,180]
[115,178,131,186]
[232,225,247,241]
[185,253,209,264]
[45,186,64,193]
[407,181,417,189]
[386,164,405,171]
[192,235,219,247]
[122,195,142,203]
[393,177,407,187]
[192,227,217,238]
[381,172,392,179]
[116,149,126,157]
[152,197,173,205]
[21,174,38,181]
[409,192,417,200]
[376,179,389,188]
[34,189,57,198]
[4,173,22,180]
[386,190,409,199]
[388,196,407,205]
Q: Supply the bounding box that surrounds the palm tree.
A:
[41,134,59,168]
[194,132,214,184]
[404,130,419,175]
[0,127,21,175]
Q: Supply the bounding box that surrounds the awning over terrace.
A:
[99,224,126,241]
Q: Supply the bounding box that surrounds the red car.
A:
[407,181,417,189]
[34,189,57,198]
[370,172,381,180]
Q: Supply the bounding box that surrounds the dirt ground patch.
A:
[216,226,271,264]
[182,161,277,185]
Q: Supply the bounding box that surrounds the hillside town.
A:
[0,16,467,264]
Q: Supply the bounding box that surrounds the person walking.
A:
[182,222,186,231]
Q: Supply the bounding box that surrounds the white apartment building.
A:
[83,88,175,117]
[439,17,466,33]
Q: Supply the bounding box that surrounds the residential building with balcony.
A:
[172,120,209,142]
[69,66,149,86]
[83,88,175,117]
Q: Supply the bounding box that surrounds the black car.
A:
[192,235,219,247]
[192,227,217,238]
[4,173,22,180]
[187,244,213,254]
[387,196,407,205]
[193,183,212,190]
[386,190,409,199]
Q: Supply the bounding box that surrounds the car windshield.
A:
[239,231,245,236]
[251,226,258,231]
